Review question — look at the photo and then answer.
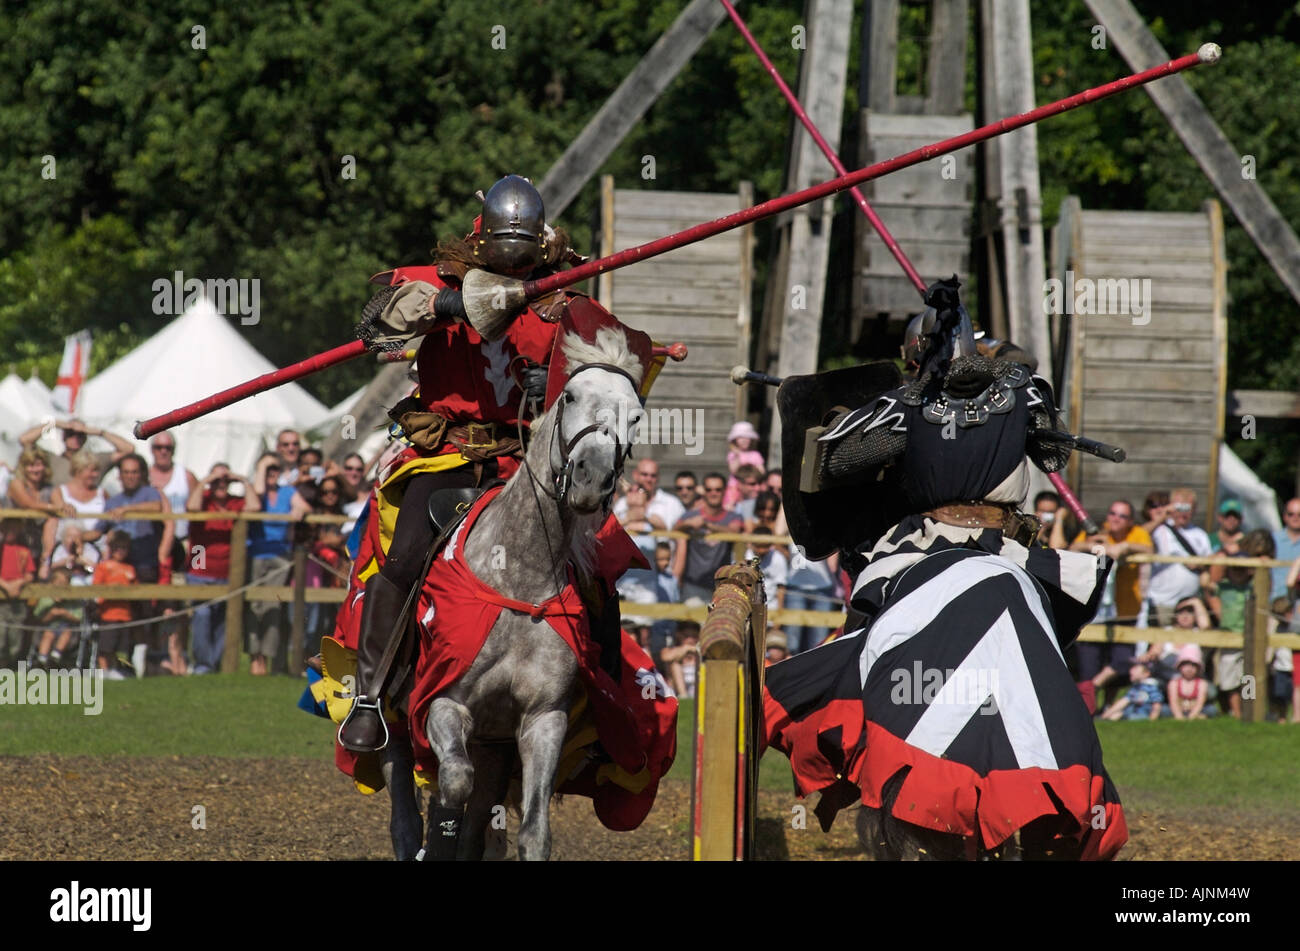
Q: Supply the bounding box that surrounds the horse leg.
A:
[458,742,514,860]
[424,696,474,861]
[382,740,423,861]
[515,709,568,861]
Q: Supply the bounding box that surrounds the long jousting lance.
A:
[134,43,1220,441]
[717,0,1153,533]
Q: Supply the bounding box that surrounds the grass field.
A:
[5,675,1298,819]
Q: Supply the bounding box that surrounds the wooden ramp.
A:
[1053,198,1227,529]
[598,176,754,475]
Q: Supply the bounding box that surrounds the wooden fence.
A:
[4,510,1298,721]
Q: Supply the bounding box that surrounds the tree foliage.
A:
[1,0,1295,493]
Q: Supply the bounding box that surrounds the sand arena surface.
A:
[2,754,1295,861]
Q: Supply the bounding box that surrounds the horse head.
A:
[536,326,645,516]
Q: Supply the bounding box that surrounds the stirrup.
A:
[337,696,390,752]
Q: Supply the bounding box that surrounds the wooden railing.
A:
[6,509,1296,721]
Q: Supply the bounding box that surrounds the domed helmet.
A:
[474,175,546,276]
[901,307,937,369]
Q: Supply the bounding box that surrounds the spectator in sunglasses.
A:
[672,472,699,510]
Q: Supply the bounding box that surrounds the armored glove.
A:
[520,363,549,415]
[354,281,458,352]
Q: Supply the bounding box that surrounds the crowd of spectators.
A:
[0,421,376,678]
[1036,486,1300,722]
[2,413,1298,721]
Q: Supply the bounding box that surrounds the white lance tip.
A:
[730,365,751,385]
[1197,43,1221,64]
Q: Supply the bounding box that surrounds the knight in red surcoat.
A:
[337,175,644,754]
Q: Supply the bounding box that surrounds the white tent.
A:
[24,372,53,405]
[0,372,57,467]
[76,299,330,480]
[305,383,396,469]
[1218,443,1282,532]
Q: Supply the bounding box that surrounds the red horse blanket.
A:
[335,485,676,832]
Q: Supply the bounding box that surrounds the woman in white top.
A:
[42,450,108,573]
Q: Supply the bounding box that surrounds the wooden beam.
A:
[979,0,1051,374]
[223,518,248,674]
[537,0,731,218]
[318,360,413,462]
[1227,389,1300,419]
[1083,0,1300,307]
[769,0,855,468]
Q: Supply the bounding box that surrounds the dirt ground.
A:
[2,754,1296,860]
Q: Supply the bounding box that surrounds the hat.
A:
[728,420,760,444]
[1176,643,1203,674]
[1218,499,1243,516]
[765,629,788,652]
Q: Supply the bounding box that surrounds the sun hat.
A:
[728,420,759,444]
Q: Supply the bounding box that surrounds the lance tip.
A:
[1197,43,1221,64]
[730,365,751,385]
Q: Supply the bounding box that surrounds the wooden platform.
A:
[599,177,754,476]
[1053,198,1228,528]
[851,111,976,328]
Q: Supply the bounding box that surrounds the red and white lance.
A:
[134,43,1220,444]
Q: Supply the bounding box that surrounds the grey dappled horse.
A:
[383,327,644,860]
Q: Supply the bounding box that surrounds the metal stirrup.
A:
[337,696,390,752]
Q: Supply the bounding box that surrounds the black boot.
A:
[422,805,463,861]
[338,573,407,753]
[592,589,624,684]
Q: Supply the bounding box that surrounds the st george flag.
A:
[51,331,92,414]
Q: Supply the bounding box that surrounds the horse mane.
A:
[560,326,644,385]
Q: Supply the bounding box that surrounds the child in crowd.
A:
[0,517,35,668]
[1166,644,1212,719]
[1269,597,1297,723]
[1101,662,1164,720]
[1206,529,1274,718]
[47,522,100,585]
[764,626,789,666]
[660,620,701,699]
[92,530,137,678]
[32,567,84,669]
[723,421,765,508]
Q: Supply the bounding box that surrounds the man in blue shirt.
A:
[85,453,169,674]
[246,454,311,675]
[89,454,169,577]
[1271,497,1300,599]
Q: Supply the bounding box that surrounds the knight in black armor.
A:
[762,277,1128,860]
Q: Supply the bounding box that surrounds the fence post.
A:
[290,543,308,676]
[1243,565,1271,723]
[222,518,248,674]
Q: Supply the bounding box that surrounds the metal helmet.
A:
[474,175,545,276]
[901,307,937,368]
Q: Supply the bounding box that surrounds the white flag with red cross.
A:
[51,330,92,413]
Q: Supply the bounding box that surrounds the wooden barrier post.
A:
[1242,565,1272,723]
[222,518,248,674]
[692,563,766,861]
[694,658,741,860]
[289,544,308,675]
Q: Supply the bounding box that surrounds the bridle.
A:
[519,362,642,506]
